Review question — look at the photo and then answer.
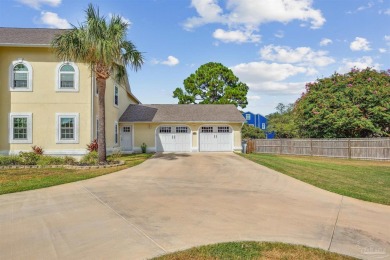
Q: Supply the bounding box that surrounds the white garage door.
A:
[156,126,191,152]
[199,126,233,152]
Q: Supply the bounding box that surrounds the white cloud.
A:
[319,38,332,46]
[247,95,261,100]
[350,37,371,51]
[384,9,390,15]
[212,28,260,43]
[230,62,314,95]
[232,62,308,82]
[274,30,284,38]
[226,0,325,29]
[259,45,335,67]
[183,0,225,30]
[347,2,374,14]
[108,13,132,26]
[248,81,305,95]
[385,35,390,45]
[338,56,380,73]
[379,48,387,53]
[18,0,61,9]
[152,56,180,66]
[184,0,325,43]
[40,11,70,29]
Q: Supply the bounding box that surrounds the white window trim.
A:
[9,113,33,144]
[9,60,33,92]
[246,114,251,120]
[56,113,79,144]
[55,62,79,92]
[114,121,118,144]
[262,123,266,130]
[114,85,119,108]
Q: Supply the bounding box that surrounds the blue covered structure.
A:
[242,111,275,139]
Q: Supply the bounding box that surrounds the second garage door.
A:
[156,126,191,152]
[199,126,233,152]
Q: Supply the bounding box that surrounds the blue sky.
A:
[1,0,389,115]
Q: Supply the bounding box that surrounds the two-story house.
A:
[242,111,267,130]
[242,111,275,139]
[0,27,140,157]
[0,27,245,155]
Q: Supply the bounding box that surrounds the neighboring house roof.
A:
[0,27,67,47]
[242,111,266,118]
[120,104,246,123]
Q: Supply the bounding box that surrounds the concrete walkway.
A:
[0,153,389,259]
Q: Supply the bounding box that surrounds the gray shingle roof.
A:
[119,104,246,123]
[0,27,67,46]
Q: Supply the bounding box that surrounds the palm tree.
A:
[52,4,143,162]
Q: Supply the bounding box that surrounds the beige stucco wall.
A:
[130,122,242,152]
[92,77,139,154]
[0,47,93,155]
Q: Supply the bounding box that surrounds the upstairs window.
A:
[262,123,266,130]
[9,60,33,91]
[60,65,75,88]
[114,85,119,107]
[14,64,28,88]
[245,114,251,120]
[56,62,79,92]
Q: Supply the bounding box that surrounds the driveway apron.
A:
[0,153,389,259]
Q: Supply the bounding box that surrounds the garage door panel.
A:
[216,133,232,151]
[199,133,216,152]
[156,126,191,152]
[174,134,191,152]
[199,126,232,152]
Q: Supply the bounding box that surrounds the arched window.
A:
[9,60,33,91]
[56,62,79,92]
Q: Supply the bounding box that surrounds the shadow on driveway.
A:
[151,153,191,160]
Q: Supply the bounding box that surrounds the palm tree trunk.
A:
[97,77,107,163]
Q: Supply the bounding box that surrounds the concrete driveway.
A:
[0,153,389,260]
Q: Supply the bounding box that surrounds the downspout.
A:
[90,68,94,142]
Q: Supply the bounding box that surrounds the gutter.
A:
[0,43,51,47]
[90,69,94,142]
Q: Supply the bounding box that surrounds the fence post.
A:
[279,139,282,155]
[348,139,351,159]
[310,139,313,156]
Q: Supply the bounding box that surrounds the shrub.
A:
[87,139,98,152]
[0,155,22,166]
[80,151,98,165]
[108,150,122,163]
[19,152,40,165]
[37,156,65,166]
[31,145,44,155]
[64,156,77,165]
[141,143,147,153]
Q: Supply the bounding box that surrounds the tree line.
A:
[173,62,389,139]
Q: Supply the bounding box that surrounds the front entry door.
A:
[120,126,133,151]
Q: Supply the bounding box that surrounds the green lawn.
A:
[0,153,152,195]
[240,153,390,205]
[152,241,356,260]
